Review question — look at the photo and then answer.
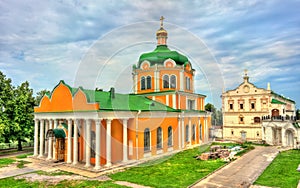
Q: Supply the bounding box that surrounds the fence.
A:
[0,142,34,150]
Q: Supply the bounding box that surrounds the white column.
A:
[172,94,176,109]
[38,119,44,157]
[44,120,49,155]
[47,119,53,160]
[94,119,101,170]
[204,118,208,142]
[281,128,286,147]
[67,119,72,163]
[106,119,112,167]
[34,119,39,156]
[73,119,79,165]
[85,119,91,167]
[123,119,128,162]
[53,119,57,159]
[134,73,138,94]
[178,117,181,149]
[180,70,184,91]
[189,118,192,144]
[166,95,169,106]
[181,117,185,148]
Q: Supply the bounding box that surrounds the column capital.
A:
[95,118,103,124]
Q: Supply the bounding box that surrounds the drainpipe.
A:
[136,110,141,160]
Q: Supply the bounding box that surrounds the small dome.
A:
[156,27,168,36]
[138,45,189,67]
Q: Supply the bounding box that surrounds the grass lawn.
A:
[110,145,227,188]
[16,153,33,159]
[0,158,15,168]
[0,177,127,188]
[254,149,300,188]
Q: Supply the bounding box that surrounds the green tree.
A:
[205,103,223,126]
[35,89,50,106]
[0,71,14,143]
[11,81,35,151]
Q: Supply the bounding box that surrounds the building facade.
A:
[33,17,211,170]
[222,70,299,147]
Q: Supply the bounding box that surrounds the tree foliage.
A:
[0,71,35,150]
[35,89,50,106]
[205,103,223,126]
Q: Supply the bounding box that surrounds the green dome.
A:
[138,45,189,67]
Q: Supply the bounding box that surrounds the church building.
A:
[33,17,211,170]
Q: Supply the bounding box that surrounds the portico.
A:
[33,114,131,169]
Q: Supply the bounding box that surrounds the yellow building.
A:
[222,70,298,145]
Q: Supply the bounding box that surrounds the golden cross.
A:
[160,16,164,27]
[244,69,248,76]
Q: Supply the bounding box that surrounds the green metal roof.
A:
[271,99,286,105]
[271,91,295,103]
[138,45,189,67]
[83,89,178,112]
[53,129,66,138]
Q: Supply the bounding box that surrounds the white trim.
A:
[172,94,176,109]
[163,58,176,67]
[156,149,163,155]
[73,119,79,165]
[134,74,138,94]
[166,95,169,106]
[38,119,44,158]
[167,147,173,152]
[140,60,150,70]
[180,70,184,91]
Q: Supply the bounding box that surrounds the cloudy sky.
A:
[1,0,299,108]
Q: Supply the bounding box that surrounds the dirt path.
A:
[191,146,278,188]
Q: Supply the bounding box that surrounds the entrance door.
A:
[286,130,294,147]
[56,138,65,161]
[241,131,246,141]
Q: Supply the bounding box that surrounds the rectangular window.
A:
[251,103,255,109]
[188,99,195,110]
[240,104,243,109]
[230,104,233,110]
[186,77,190,90]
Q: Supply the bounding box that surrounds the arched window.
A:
[157,127,162,149]
[170,75,176,89]
[254,117,261,123]
[163,75,169,88]
[144,128,150,152]
[186,77,190,90]
[168,126,173,146]
[199,124,202,140]
[146,76,151,89]
[192,124,196,141]
[141,77,145,90]
[185,125,189,142]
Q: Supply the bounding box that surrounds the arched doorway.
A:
[272,109,279,117]
[286,129,294,147]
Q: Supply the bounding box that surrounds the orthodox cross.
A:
[160,16,164,27]
[244,69,248,76]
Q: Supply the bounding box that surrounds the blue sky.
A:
[0,0,299,108]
